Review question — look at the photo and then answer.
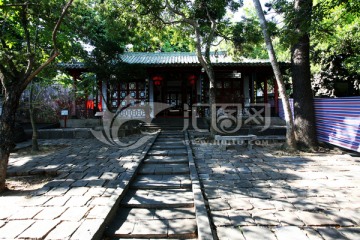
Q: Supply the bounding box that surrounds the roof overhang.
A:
[58,52,290,71]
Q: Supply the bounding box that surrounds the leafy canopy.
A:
[0,0,80,82]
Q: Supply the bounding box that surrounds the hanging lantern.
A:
[188,74,197,86]
[152,75,163,86]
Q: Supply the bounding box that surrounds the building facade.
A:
[60,52,289,118]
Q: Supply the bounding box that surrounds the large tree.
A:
[0,0,74,191]
[290,0,318,149]
[252,0,296,149]
[265,0,317,149]
[136,0,242,135]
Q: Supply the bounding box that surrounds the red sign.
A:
[188,74,197,86]
[152,75,163,86]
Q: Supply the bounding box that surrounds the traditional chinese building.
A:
[60,52,289,118]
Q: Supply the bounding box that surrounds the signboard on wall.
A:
[61,110,69,116]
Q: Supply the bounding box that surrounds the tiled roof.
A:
[59,52,284,69]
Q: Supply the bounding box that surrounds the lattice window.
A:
[109,81,147,117]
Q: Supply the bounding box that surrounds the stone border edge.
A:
[184,131,214,240]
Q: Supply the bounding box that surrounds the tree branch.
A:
[1,52,18,79]
[20,6,35,78]
[211,38,225,47]
[194,24,208,68]
[158,17,185,25]
[0,64,10,84]
[22,0,74,89]
[0,3,37,8]
[204,6,217,60]
[165,0,197,26]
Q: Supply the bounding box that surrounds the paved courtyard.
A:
[0,136,155,240]
[190,134,360,240]
[0,133,360,239]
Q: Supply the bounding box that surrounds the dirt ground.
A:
[2,144,67,195]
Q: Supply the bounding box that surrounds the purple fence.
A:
[278,99,294,120]
[279,97,360,152]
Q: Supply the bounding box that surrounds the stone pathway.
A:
[0,136,155,240]
[104,131,198,239]
[3,130,360,240]
[190,132,360,240]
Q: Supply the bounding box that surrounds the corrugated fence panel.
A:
[314,97,360,152]
[279,97,360,152]
[278,99,294,120]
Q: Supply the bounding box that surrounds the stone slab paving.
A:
[143,156,188,164]
[105,130,198,239]
[139,163,190,175]
[190,132,360,240]
[0,135,156,240]
[121,188,194,208]
[132,175,192,189]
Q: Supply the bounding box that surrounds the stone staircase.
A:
[141,117,209,132]
[104,131,197,239]
[142,117,286,136]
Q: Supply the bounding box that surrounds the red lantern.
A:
[188,74,197,86]
[152,75,163,86]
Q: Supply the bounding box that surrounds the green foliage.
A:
[135,0,243,53]
[231,7,278,59]
[66,0,196,86]
[263,0,360,96]
[227,3,289,61]
[311,0,360,96]
[132,26,195,52]
[0,1,76,78]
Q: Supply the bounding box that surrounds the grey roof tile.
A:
[59,52,287,70]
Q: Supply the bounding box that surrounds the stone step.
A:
[157,134,184,138]
[139,163,190,175]
[147,149,188,156]
[158,131,184,138]
[143,156,189,164]
[131,175,192,189]
[145,126,184,130]
[151,144,186,150]
[159,131,184,135]
[152,140,186,145]
[114,207,196,221]
[156,137,184,142]
[105,217,197,239]
[121,189,194,208]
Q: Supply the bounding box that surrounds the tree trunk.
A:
[29,82,39,152]
[0,91,20,191]
[193,22,217,136]
[208,67,217,136]
[252,0,297,149]
[0,0,74,192]
[196,60,217,136]
[292,0,318,149]
[0,149,10,191]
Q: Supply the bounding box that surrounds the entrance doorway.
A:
[153,74,197,117]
